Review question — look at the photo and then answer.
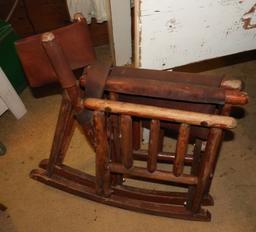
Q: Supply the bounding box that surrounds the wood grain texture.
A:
[173,123,190,176]
[93,111,111,195]
[84,98,237,129]
[120,115,133,169]
[147,120,160,172]
[190,128,223,212]
[109,163,198,185]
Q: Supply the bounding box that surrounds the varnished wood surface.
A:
[84,98,237,129]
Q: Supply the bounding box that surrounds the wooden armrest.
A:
[84,98,237,129]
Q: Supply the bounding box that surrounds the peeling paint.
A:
[138,0,256,69]
[242,4,256,29]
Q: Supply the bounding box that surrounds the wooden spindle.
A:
[94,111,111,195]
[173,123,190,176]
[148,120,160,172]
[158,129,165,152]
[109,92,123,185]
[186,139,203,209]
[132,119,141,150]
[120,115,133,169]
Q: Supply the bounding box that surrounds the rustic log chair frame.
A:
[15,14,248,221]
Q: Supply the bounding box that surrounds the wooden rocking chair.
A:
[15,14,248,221]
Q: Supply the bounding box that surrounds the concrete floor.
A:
[0,47,256,232]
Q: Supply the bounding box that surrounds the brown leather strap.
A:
[85,62,112,98]
[111,66,224,87]
[76,62,111,129]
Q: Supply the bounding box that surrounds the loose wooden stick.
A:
[84,98,237,129]
[173,124,190,176]
[120,115,133,169]
[109,163,198,185]
[147,120,160,172]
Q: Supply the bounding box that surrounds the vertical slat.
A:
[173,123,190,176]
[190,128,223,212]
[94,111,111,195]
[110,114,123,185]
[186,139,203,209]
[203,104,229,197]
[120,115,133,169]
[109,92,123,185]
[147,119,160,172]
[158,129,165,152]
[132,119,141,150]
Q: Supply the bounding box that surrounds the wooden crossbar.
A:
[84,98,237,129]
[109,163,198,185]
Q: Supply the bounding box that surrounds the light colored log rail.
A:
[84,98,237,129]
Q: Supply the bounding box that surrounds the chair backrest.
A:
[15,16,96,87]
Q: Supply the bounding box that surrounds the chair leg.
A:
[94,111,111,195]
[186,139,203,209]
[202,104,230,198]
[46,94,74,176]
[109,114,123,185]
[109,92,123,186]
[56,104,74,165]
[189,128,223,213]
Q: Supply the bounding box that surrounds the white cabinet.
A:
[135,0,256,69]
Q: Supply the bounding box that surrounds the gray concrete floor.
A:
[0,47,256,232]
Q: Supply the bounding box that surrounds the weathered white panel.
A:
[137,0,256,69]
[108,0,132,66]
